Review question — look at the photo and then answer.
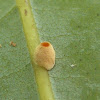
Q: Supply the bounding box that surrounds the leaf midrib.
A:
[16,0,55,100]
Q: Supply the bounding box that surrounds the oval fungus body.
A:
[34,42,55,70]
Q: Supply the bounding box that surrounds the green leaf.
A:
[0,0,100,100]
[0,0,39,100]
[30,0,100,100]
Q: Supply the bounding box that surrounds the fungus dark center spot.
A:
[41,42,50,47]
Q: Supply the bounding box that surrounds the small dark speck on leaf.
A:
[95,68,96,70]
[75,45,77,47]
[97,13,99,16]
[78,25,81,28]
[24,9,27,16]
[80,59,82,61]
[86,72,89,75]
[10,41,16,47]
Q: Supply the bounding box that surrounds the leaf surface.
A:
[0,0,100,100]
[0,0,39,100]
[30,0,100,100]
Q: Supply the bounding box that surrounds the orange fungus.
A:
[34,42,55,70]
